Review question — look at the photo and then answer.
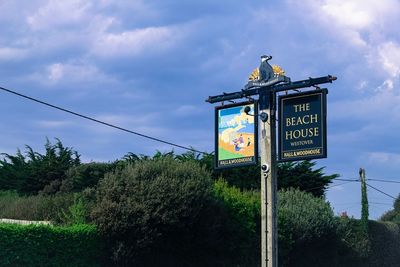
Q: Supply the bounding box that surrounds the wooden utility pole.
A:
[259,90,278,267]
[360,168,369,230]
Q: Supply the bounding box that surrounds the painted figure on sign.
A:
[238,134,244,148]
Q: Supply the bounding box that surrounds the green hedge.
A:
[365,220,400,267]
[0,224,101,267]
[213,179,260,265]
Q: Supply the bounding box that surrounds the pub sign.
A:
[215,101,258,169]
[278,89,327,161]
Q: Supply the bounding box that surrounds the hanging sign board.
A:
[278,89,327,162]
[215,101,258,169]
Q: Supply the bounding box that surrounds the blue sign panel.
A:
[278,89,327,162]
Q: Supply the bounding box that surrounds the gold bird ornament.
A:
[248,65,286,81]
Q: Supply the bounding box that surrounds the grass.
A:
[0,190,75,223]
[218,147,244,160]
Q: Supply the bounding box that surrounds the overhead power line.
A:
[326,181,357,190]
[369,202,392,206]
[333,178,359,182]
[304,180,356,193]
[0,85,208,155]
[366,183,396,200]
[367,178,400,184]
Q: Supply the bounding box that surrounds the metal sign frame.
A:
[214,101,259,169]
[278,89,327,162]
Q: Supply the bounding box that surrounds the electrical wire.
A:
[366,183,396,200]
[367,178,400,184]
[333,178,359,182]
[369,202,392,206]
[304,180,356,193]
[326,181,356,190]
[0,85,208,155]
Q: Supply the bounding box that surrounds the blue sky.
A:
[1,0,400,219]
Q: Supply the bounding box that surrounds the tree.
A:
[202,154,337,197]
[380,194,400,224]
[130,151,338,197]
[277,161,339,197]
[0,150,28,191]
[0,138,80,195]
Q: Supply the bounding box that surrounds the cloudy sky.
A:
[1,0,400,219]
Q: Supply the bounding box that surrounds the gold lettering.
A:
[303,115,310,124]
[310,114,318,123]
[284,127,320,140]
[293,103,310,112]
[286,131,293,140]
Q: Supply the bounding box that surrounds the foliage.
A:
[337,219,400,267]
[0,190,76,224]
[337,217,370,261]
[58,194,87,225]
[0,138,80,195]
[214,179,259,235]
[213,179,260,265]
[90,158,216,266]
[0,223,101,267]
[277,161,338,197]
[380,193,400,224]
[0,150,27,191]
[360,169,369,240]
[61,162,115,192]
[366,220,400,267]
[128,151,339,197]
[277,188,339,266]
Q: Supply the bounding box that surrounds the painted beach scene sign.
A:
[215,101,258,169]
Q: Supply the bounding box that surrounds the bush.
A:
[277,188,339,266]
[213,179,260,265]
[91,158,214,266]
[61,162,116,192]
[0,223,101,267]
[338,219,400,267]
[57,194,87,225]
[367,220,400,267]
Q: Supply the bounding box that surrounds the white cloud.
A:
[356,80,368,91]
[288,0,400,82]
[34,120,73,128]
[173,105,199,116]
[27,0,91,30]
[376,79,394,92]
[91,26,178,58]
[0,47,27,61]
[378,42,400,78]
[330,91,400,121]
[47,63,64,82]
[302,0,400,32]
[367,152,400,165]
[42,61,113,85]
[321,2,372,30]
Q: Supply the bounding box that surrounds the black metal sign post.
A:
[206,55,336,267]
